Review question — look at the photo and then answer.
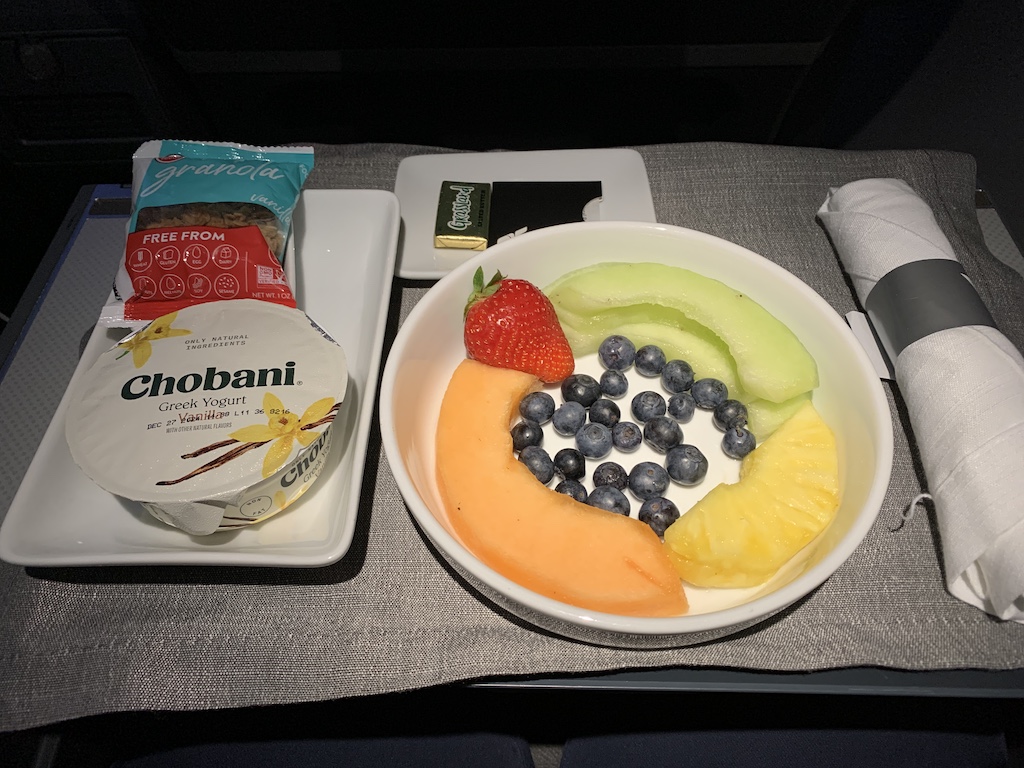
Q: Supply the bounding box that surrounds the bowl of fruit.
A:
[380,221,892,648]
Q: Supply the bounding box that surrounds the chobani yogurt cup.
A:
[65,299,348,535]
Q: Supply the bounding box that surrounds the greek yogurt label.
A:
[65,299,348,535]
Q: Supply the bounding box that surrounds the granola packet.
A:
[100,140,314,328]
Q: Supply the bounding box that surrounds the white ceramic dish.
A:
[393,149,657,279]
[0,189,399,567]
[380,221,894,648]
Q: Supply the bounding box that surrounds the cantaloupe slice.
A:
[435,359,688,617]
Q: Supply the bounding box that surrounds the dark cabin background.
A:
[1,0,1020,321]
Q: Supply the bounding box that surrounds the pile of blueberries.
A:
[512,334,756,537]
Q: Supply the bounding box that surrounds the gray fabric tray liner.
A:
[1,142,1022,730]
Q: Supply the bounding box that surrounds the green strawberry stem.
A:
[464,267,505,319]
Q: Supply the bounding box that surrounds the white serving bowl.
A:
[380,221,893,648]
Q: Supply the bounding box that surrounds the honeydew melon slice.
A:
[557,314,744,399]
[556,306,810,438]
[546,262,818,403]
[745,391,813,440]
[555,303,732,367]
[556,302,727,349]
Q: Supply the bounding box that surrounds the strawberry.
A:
[463,267,575,383]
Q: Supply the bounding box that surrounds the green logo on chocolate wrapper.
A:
[446,184,477,231]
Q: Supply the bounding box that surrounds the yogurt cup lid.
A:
[66,299,348,514]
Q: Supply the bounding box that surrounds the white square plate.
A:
[0,189,399,567]
[394,149,657,279]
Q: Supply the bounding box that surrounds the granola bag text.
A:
[101,140,314,327]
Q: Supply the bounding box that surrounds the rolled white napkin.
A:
[818,178,1024,622]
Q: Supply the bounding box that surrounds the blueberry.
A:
[638,497,680,537]
[630,390,667,422]
[634,344,667,377]
[592,461,628,490]
[551,401,587,436]
[519,391,555,424]
[722,426,757,459]
[627,461,670,500]
[553,447,586,481]
[643,415,683,453]
[588,398,621,428]
[560,374,602,408]
[665,444,708,486]
[691,378,729,410]
[518,445,554,484]
[660,359,695,394]
[587,485,631,516]
[712,399,748,431]
[667,392,696,423]
[511,421,543,452]
[575,422,613,459]
[599,369,629,399]
[612,421,643,452]
[598,334,636,371]
[554,478,588,503]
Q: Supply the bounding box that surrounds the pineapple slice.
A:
[663,402,840,588]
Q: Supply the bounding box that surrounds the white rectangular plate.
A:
[394,148,657,279]
[0,189,400,567]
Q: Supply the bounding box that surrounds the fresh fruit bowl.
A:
[380,221,893,648]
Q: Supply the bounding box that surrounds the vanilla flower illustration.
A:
[229,393,335,478]
[117,311,191,368]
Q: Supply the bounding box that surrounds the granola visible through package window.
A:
[134,201,288,259]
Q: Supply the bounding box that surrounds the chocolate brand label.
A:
[434,180,491,250]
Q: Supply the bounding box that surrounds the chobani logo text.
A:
[122,363,296,400]
[281,429,330,488]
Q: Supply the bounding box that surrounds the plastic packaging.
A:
[66,299,348,535]
[101,140,314,327]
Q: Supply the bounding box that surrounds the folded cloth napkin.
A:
[818,178,1024,622]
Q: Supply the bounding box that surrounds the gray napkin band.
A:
[865,258,996,359]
